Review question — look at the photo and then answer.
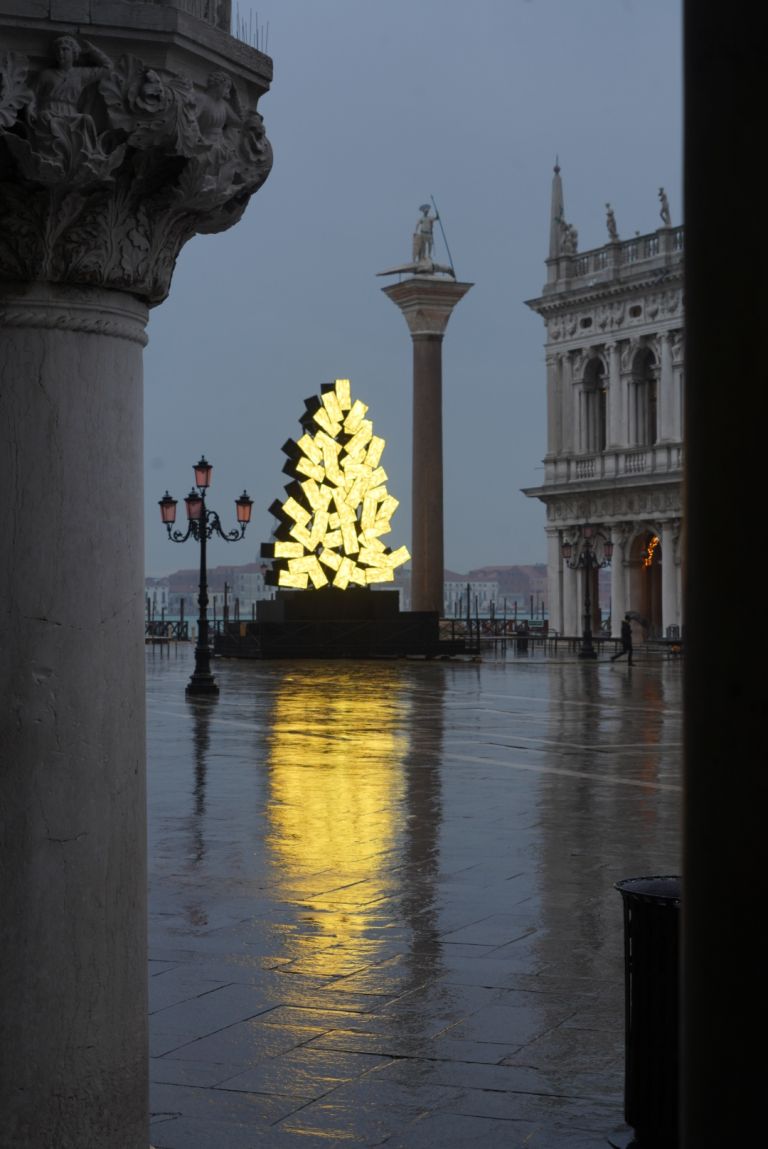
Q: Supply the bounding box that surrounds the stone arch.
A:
[627,526,663,638]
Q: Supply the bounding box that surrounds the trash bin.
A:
[614,875,681,1148]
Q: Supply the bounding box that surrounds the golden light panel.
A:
[262,379,410,589]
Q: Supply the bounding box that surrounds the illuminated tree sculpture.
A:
[261,379,410,590]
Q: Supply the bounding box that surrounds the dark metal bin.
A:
[614,875,681,1148]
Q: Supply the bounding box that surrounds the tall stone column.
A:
[381,277,472,614]
[0,8,272,1147]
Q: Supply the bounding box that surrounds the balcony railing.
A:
[544,443,683,485]
[547,226,684,288]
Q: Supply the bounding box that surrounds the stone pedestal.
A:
[382,277,472,614]
[0,6,272,1145]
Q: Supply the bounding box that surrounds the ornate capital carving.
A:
[0,38,272,304]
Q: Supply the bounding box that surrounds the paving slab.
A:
[147,646,681,1146]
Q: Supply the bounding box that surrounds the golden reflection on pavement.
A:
[265,665,410,973]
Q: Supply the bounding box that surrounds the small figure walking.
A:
[611,614,633,664]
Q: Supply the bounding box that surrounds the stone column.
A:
[562,560,580,635]
[0,11,272,1147]
[381,277,472,614]
[606,342,622,448]
[546,528,564,634]
[545,353,561,456]
[658,331,675,442]
[660,519,680,633]
[609,525,628,636]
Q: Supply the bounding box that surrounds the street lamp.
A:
[561,525,613,660]
[159,457,253,696]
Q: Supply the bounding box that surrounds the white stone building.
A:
[444,575,499,617]
[523,167,684,639]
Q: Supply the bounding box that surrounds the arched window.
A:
[582,357,607,453]
[632,348,658,446]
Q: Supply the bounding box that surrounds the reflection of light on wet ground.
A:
[265,665,411,974]
[146,649,683,1147]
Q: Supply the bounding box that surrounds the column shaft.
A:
[0,286,149,1149]
[411,334,444,613]
[610,528,627,636]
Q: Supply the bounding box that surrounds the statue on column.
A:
[377,201,455,278]
[412,203,437,264]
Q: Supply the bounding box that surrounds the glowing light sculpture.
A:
[262,379,411,590]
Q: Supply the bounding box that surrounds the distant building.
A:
[444,572,498,616]
[523,167,684,638]
[144,577,169,619]
[161,560,273,618]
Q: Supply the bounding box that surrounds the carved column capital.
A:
[0,38,272,304]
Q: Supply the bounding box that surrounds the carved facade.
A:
[523,166,684,639]
[0,31,272,304]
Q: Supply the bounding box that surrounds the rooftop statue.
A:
[606,203,619,241]
[659,187,671,226]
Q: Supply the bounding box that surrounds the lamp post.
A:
[561,525,613,660]
[159,457,253,696]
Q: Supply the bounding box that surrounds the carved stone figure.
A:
[606,203,619,241]
[4,36,124,184]
[196,69,240,146]
[0,36,273,303]
[659,186,671,226]
[561,221,578,255]
[412,203,437,264]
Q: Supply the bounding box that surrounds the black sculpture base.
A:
[214,588,468,660]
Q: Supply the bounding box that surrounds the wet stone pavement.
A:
[147,644,682,1148]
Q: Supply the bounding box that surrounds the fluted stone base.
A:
[0,283,149,1149]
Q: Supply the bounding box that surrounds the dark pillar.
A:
[682,4,766,1145]
[412,333,445,614]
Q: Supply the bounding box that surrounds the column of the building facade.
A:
[658,330,675,442]
[609,525,628,636]
[545,353,561,457]
[561,352,576,455]
[546,528,564,634]
[0,10,273,1146]
[671,334,684,443]
[562,559,581,635]
[660,519,681,633]
[606,342,623,448]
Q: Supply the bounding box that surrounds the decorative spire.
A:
[549,160,565,259]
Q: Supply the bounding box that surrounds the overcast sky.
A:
[144,0,682,578]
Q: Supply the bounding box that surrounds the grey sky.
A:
[144,0,682,578]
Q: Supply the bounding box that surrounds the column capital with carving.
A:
[381,276,473,338]
[0,20,272,304]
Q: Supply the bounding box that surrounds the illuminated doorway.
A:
[629,531,663,638]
